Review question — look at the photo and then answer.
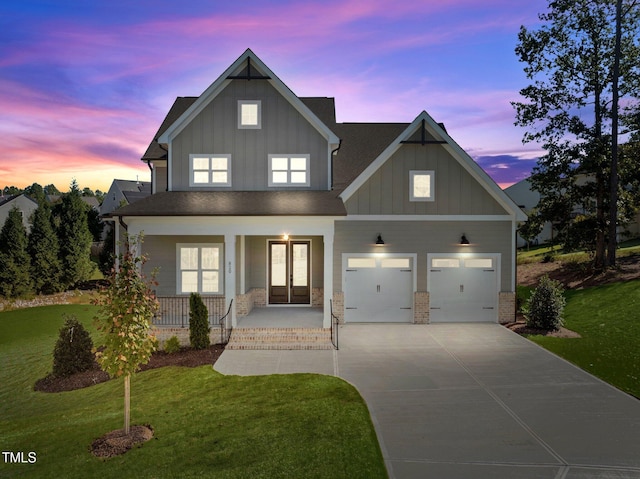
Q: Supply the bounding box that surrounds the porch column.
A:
[323,232,333,329]
[224,234,237,328]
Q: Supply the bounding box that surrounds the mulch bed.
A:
[33,344,225,458]
[506,320,581,338]
[34,344,225,394]
[91,425,154,458]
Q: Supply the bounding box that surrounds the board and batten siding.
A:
[333,220,513,292]
[142,235,225,296]
[170,80,330,191]
[344,144,507,216]
[154,166,168,193]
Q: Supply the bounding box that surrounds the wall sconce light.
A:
[460,234,470,245]
[375,234,385,246]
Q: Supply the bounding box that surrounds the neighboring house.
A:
[506,177,640,247]
[100,179,151,217]
[0,194,38,233]
[109,49,526,332]
[47,194,101,211]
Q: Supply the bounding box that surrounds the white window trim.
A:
[268,154,310,187]
[189,154,232,187]
[409,170,435,202]
[238,100,262,129]
[176,243,224,295]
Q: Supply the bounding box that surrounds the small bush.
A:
[52,314,95,377]
[542,251,557,263]
[523,275,566,331]
[164,336,181,354]
[189,293,210,350]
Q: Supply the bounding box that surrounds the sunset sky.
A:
[1,0,550,193]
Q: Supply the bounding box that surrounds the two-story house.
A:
[110,49,525,344]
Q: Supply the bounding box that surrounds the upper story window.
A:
[238,100,261,129]
[268,155,310,187]
[410,170,435,201]
[189,155,231,187]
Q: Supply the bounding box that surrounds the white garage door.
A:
[344,256,414,323]
[428,254,499,322]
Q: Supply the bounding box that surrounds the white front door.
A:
[428,254,499,322]
[344,256,414,323]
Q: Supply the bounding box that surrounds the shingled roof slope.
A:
[110,190,346,217]
[142,97,197,161]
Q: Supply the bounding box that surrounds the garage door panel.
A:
[428,255,498,323]
[344,256,414,323]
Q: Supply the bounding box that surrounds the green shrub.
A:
[164,336,181,354]
[189,293,210,350]
[523,275,566,331]
[52,314,95,377]
[542,251,557,263]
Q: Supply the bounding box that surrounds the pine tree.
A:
[0,207,33,297]
[58,180,94,288]
[28,204,63,294]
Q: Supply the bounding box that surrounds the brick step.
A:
[226,327,334,350]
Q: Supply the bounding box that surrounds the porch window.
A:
[177,244,223,294]
[410,170,434,201]
[189,155,231,187]
[238,100,261,129]
[268,155,310,187]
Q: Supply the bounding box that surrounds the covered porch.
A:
[121,215,337,331]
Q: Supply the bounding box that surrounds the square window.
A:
[268,155,310,187]
[410,170,435,201]
[238,100,261,129]
[189,154,231,187]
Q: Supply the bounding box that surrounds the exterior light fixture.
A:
[376,234,385,246]
[282,233,289,241]
[460,234,470,245]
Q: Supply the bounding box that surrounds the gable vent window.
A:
[268,155,310,187]
[189,155,231,187]
[410,170,435,201]
[238,100,261,129]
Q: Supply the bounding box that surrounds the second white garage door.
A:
[344,255,415,323]
[428,254,499,322]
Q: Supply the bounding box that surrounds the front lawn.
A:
[0,305,387,479]
[525,280,640,398]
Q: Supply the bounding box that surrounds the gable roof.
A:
[0,194,38,209]
[339,111,527,221]
[156,49,339,148]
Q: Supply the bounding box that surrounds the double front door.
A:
[268,240,311,304]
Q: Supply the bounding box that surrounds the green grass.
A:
[517,237,640,264]
[525,280,640,398]
[0,306,387,479]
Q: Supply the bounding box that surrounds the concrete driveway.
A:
[215,323,640,479]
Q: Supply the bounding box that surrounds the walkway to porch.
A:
[228,307,332,350]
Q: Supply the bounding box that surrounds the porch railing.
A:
[330,299,339,350]
[154,295,232,345]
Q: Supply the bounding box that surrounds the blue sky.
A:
[0,0,549,191]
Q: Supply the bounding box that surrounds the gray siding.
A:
[154,166,168,193]
[142,235,224,296]
[333,220,513,292]
[345,144,507,215]
[171,80,330,191]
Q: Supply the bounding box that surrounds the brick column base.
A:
[414,291,429,324]
[498,292,517,324]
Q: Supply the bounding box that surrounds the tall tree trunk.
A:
[124,374,131,435]
[608,0,623,267]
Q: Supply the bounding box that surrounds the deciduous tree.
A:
[93,234,159,435]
